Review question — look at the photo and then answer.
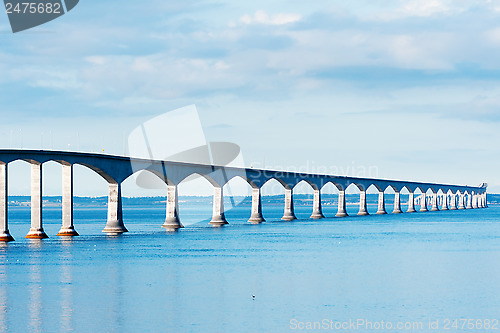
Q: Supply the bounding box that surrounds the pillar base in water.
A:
[358,211,369,216]
[281,214,297,221]
[310,212,325,219]
[392,209,402,214]
[376,210,387,215]
[407,208,416,213]
[419,207,428,212]
[102,222,128,235]
[162,218,184,231]
[441,207,449,211]
[25,228,48,239]
[248,215,265,224]
[209,214,228,227]
[450,206,457,210]
[57,227,79,237]
[430,207,439,212]
[335,212,348,217]
[0,231,14,242]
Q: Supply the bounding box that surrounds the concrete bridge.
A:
[0,149,487,242]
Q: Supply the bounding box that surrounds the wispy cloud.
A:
[239,10,301,26]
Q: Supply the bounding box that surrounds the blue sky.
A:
[1,0,500,196]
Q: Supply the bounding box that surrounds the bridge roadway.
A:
[0,150,487,242]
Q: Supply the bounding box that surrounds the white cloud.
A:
[239,10,301,25]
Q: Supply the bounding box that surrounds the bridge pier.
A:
[484,192,488,208]
[57,163,78,236]
[431,192,439,211]
[458,194,465,209]
[310,189,324,219]
[441,193,449,210]
[472,194,478,209]
[478,194,483,208]
[248,187,265,224]
[466,194,473,209]
[102,183,128,235]
[358,190,369,216]
[26,162,48,239]
[376,191,387,214]
[162,184,184,231]
[419,193,428,212]
[210,186,228,226]
[336,190,348,217]
[282,188,297,221]
[393,191,402,213]
[407,192,416,213]
[0,163,13,242]
[449,193,457,210]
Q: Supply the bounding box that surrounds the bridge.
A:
[0,149,487,242]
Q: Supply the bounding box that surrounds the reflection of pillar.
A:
[376,191,387,214]
[358,190,369,215]
[60,247,74,331]
[210,186,228,226]
[103,183,128,235]
[310,189,325,219]
[58,163,79,236]
[0,163,13,242]
[393,191,402,214]
[458,193,465,209]
[449,193,457,210]
[281,188,297,221]
[431,192,439,211]
[335,190,348,217]
[26,162,48,239]
[407,192,416,213]
[163,184,184,230]
[466,193,473,209]
[28,242,42,332]
[441,193,449,210]
[419,193,428,212]
[248,187,265,224]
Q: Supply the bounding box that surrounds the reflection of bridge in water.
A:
[0,149,487,242]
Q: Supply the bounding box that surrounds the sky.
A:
[1,0,500,197]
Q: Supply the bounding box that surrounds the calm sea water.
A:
[1,202,499,332]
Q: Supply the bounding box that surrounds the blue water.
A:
[1,203,500,332]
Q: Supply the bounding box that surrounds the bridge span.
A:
[0,149,487,242]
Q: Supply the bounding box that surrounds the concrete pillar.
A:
[102,183,128,235]
[441,193,449,210]
[376,191,387,214]
[430,192,439,211]
[248,187,265,224]
[472,194,478,209]
[407,192,416,213]
[484,192,488,208]
[458,193,465,209]
[310,189,325,219]
[57,163,78,236]
[419,193,428,212]
[358,190,369,216]
[26,162,48,239]
[466,193,473,209]
[336,190,348,217]
[162,184,184,231]
[393,191,402,214]
[449,193,457,210]
[477,194,483,208]
[281,188,297,221]
[209,186,228,226]
[0,163,13,242]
